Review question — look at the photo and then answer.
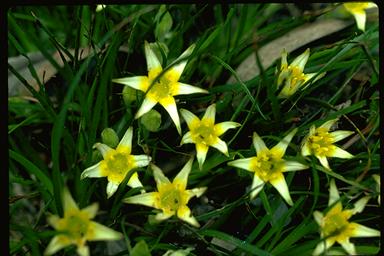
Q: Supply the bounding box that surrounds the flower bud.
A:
[101,128,119,148]
[140,109,162,132]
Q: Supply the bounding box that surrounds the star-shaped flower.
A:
[277,48,325,98]
[123,157,207,227]
[180,104,240,169]
[301,119,354,170]
[113,41,208,134]
[44,188,122,256]
[312,179,380,255]
[81,127,151,198]
[228,128,308,205]
[343,2,377,31]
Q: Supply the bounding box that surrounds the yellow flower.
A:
[113,41,208,134]
[312,179,380,255]
[277,48,325,98]
[123,157,207,227]
[301,119,354,170]
[81,127,151,198]
[228,128,308,206]
[44,188,122,256]
[343,2,377,31]
[180,104,240,169]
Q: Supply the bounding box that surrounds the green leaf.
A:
[131,240,151,256]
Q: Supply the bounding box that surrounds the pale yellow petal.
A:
[352,196,370,214]
[181,131,194,145]
[328,179,340,207]
[313,211,323,225]
[155,211,174,221]
[76,245,90,256]
[312,239,335,256]
[117,126,132,152]
[202,104,216,123]
[179,108,200,129]
[88,222,122,241]
[186,187,207,201]
[227,157,254,172]
[132,155,152,168]
[269,173,293,206]
[301,140,311,156]
[63,187,79,213]
[282,160,308,172]
[94,143,113,158]
[169,44,195,80]
[47,214,60,229]
[214,121,241,136]
[177,205,200,227]
[291,48,310,72]
[106,182,119,198]
[135,97,157,119]
[127,172,143,189]
[330,130,354,143]
[351,223,380,237]
[270,128,297,159]
[316,155,330,170]
[81,162,104,179]
[352,10,367,31]
[82,203,99,219]
[151,163,171,186]
[196,143,209,170]
[253,132,268,154]
[144,41,162,71]
[250,174,265,200]
[112,76,149,92]
[173,157,193,190]
[339,239,356,255]
[320,119,338,132]
[329,146,353,159]
[176,82,208,95]
[123,192,158,208]
[210,138,229,156]
[44,236,71,255]
[159,97,181,135]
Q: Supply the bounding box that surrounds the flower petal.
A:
[47,214,60,229]
[81,162,104,179]
[227,157,255,172]
[82,203,99,219]
[169,44,195,80]
[144,41,162,71]
[291,48,310,71]
[214,121,241,136]
[202,104,216,123]
[181,131,194,145]
[123,192,158,208]
[320,119,338,131]
[179,108,200,130]
[329,146,353,159]
[301,140,311,156]
[339,239,356,255]
[269,173,293,206]
[328,179,340,207]
[186,187,207,201]
[330,130,354,143]
[173,157,193,190]
[282,160,308,172]
[151,163,171,187]
[270,128,297,159]
[351,196,370,214]
[127,172,143,189]
[312,239,335,256]
[88,222,122,241]
[117,126,133,152]
[250,174,265,200]
[176,82,208,95]
[62,187,79,213]
[159,97,181,135]
[177,205,200,227]
[94,143,113,158]
[253,132,268,155]
[135,97,158,119]
[106,182,119,198]
[352,10,367,31]
[112,76,149,92]
[196,143,209,170]
[313,211,323,225]
[44,235,71,256]
[316,155,330,170]
[210,138,229,156]
[76,245,90,256]
[351,223,380,237]
[155,211,174,221]
[132,155,152,168]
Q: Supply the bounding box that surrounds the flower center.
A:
[147,68,177,101]
[193,121,216,145]
[61,213,90,240]
[287,66,306,88]
[252,151,283,182]
[158,184,185,213]
[101,148,134,183]
[323,212,349,238]
[308,128,335,157]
